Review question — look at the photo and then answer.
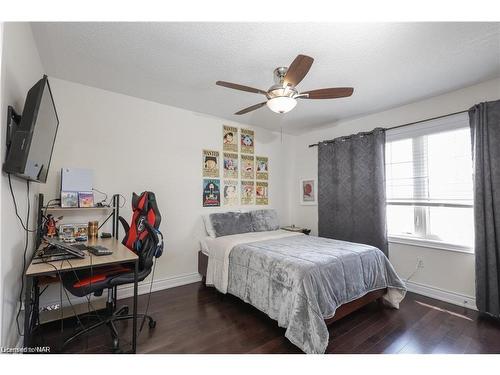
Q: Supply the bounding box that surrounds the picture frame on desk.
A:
[59,223,88,242]
[299,178,317,205]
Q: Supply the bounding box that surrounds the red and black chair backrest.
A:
[119,191,163,271]
[122,191,161,250]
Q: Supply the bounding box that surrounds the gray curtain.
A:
[469,99,500,317]
[318,128,388,255]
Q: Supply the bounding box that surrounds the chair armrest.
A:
[118,216,130,235]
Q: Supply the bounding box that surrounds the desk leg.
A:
[23,275,34,348]
[132,260,138,353]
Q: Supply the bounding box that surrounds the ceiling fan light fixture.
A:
[217,54,354,116]
[266,96,297,114]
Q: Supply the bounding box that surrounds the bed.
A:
[199,210,406,354]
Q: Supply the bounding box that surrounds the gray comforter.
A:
[226,235,406,354]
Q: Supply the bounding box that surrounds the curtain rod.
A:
[308,109,469,148]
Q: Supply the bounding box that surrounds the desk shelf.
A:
[46,206,115,212]
[36,193,121,249]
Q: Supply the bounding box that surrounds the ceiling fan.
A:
[216,54,354,115]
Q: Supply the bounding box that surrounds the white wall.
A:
[290,78,500,305]
[0,23,45,347]
[38,78,294,306]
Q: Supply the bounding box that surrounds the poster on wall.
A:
[223,125,238,152]
[255,181,268,205]
[202,179,221,207]
[299,178,317,205]
[240,180,255,205]
[202,149,220,178]
[240,154,255,179]
[240,128,255,154]
[223,152,239,179]
[223,180,239,206]
[255,156,269,180]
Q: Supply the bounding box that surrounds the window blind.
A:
[385,112,473,207]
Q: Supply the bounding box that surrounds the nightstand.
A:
[281,226,311,235]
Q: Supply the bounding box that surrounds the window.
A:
[385,113,474,250]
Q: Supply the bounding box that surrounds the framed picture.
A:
[300,179,317,205]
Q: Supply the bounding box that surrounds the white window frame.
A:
[385,112,474,253]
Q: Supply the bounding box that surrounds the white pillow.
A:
[202,214,216,238]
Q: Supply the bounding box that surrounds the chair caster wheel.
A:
[112,337,120,350]
[149,319,156,329]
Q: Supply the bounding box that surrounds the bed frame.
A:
[198,251,386,325]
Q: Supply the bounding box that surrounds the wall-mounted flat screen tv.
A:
[3,75,59,183]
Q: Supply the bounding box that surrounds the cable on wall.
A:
[10,175,32,336]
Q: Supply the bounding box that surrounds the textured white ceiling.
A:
[31,22,500,134]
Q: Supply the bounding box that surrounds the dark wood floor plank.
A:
[34,283,500,354]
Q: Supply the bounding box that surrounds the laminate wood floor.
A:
[35,282,500,354]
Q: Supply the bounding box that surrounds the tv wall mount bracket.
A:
[6,105,21,149]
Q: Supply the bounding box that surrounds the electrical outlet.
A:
[417,259,424,269]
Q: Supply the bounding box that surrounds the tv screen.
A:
[3,75,59,183]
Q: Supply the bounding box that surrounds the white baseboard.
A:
[405,280,477,310]
[117,272,202,299]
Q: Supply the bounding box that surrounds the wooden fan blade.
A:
[301,87,354,99]
[283,55,314,87]
[216,81,267,95]
[234,102,267,115]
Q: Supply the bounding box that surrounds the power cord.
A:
[92,188,127,209]
[12,176,32,336]
[92,188,108,206]
[41,261,86,331]
[140,257,156,332]
[115,193,127,209]
[65,259,106,324]
[405,260,423,283]
[8,174,36,232]
[42,198,61,219]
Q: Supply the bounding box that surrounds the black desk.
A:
[24,238,139,353]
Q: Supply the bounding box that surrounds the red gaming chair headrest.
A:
[121,191,161,252]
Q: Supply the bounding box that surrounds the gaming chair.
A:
[62,191,163,352]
